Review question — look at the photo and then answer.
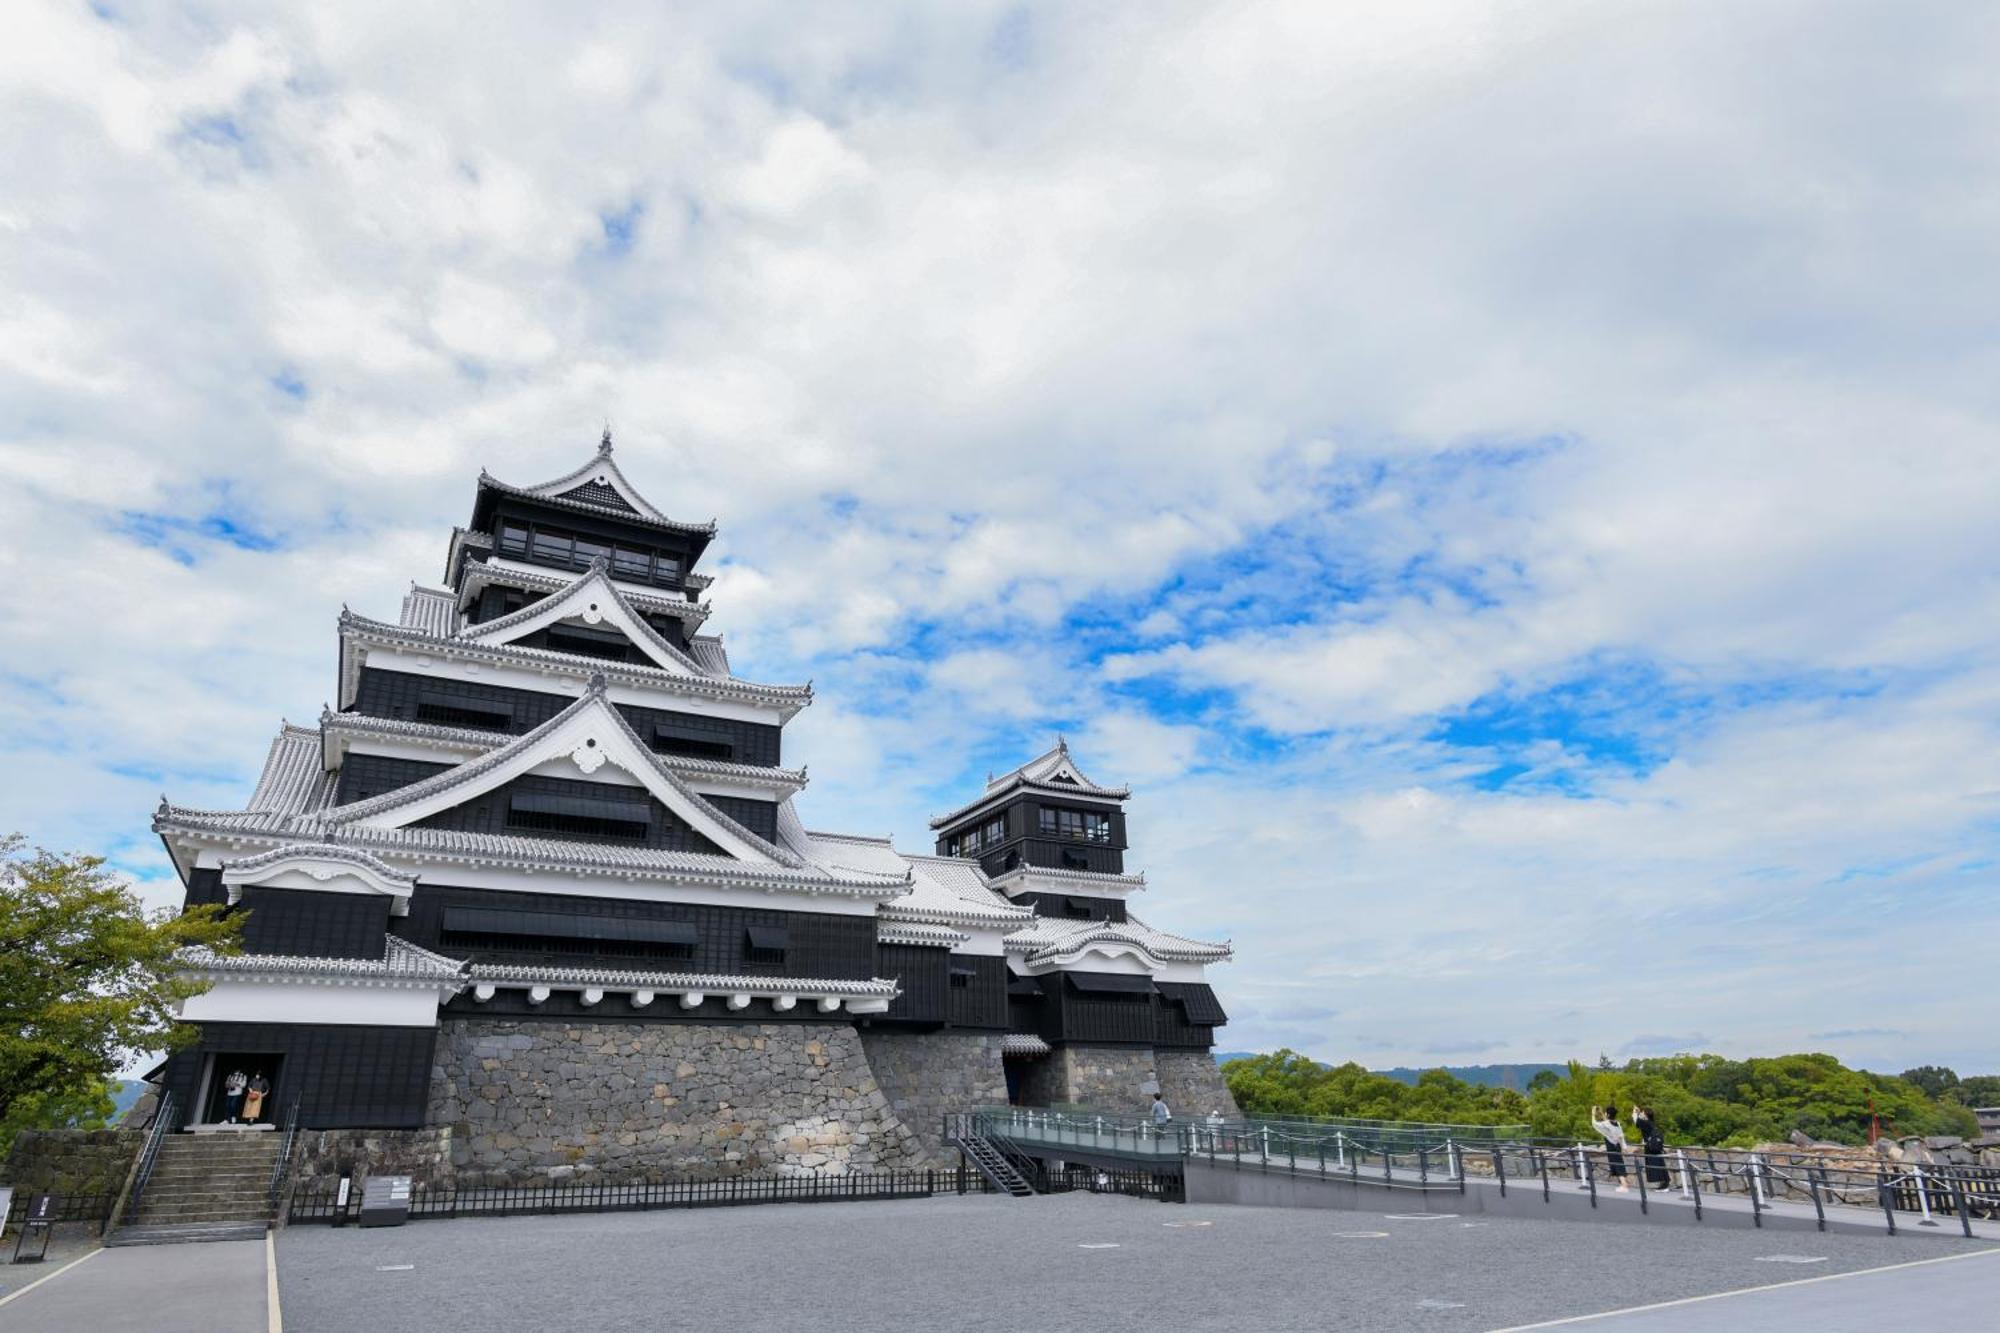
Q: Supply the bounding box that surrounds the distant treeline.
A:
[1221,1052,1995,1147]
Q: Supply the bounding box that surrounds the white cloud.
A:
[2,0,1997,1070]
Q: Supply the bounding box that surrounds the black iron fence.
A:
[288,1169,946,1225]
[1,1192,118,1236]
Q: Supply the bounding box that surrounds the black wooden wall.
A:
[1011,891,1128,924]
[397,884,879,981]
[407,772,724,853]
[1007,972,1225,1048]
[162,1022,437,1129]
[350,669,783,765]
[235,886,389,960]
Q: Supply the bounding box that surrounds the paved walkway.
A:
[1493,1246,2000,1330]
[0,1236,271,1333]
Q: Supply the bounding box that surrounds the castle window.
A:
[744,925,789,965]
[498,523,529,556]
[654,724,734,762]
[416,689,513,732]
[545,621,632,661]
[1038,807,1111,843]
[949,965,976,989]
[613,547,652,580]
[506,790,651,841]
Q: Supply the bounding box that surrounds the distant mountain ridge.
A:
[1211,1051,1568,1091]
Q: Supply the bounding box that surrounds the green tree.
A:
[1900,1066,1959,1101]
[0,835,239,1153]
[1950,1075,2000,1108]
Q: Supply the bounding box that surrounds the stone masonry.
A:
[1,1128,143,1207]
[1156,1049,1242,1119]
[859,1030,1008,1163]
[426,1019,928,1185]
[290,1127,456,1191]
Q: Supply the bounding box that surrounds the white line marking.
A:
[1387,1213,1460,1221]
[1754,1255,1828,1264]
[1485,1245,2000,1330]
[375,1264,416,1271]
[1163,1221,1214,1228]
[1077,1243,1120,1249]
[267,1229,283,1333]
[1418,1299,1467,1309]
[1336,1230,1391,1238]
[0,1246,102,1308]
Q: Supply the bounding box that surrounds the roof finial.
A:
[1057,732,1069,754]
[586,671,609,695]
[599,423,614,455]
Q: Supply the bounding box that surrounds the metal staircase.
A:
[951,1129,1036,1197]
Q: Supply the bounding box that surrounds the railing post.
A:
[1807,1167,1826,1231]
[1914,1164,1938,1226]
[1878,1169,1897,1235]
[1493,1148,1506,1198]
[1336,1131,1346,1170]
[1947,1172,1974,1239]
[1536,1147,1550,1203]
[1453,1141,1464,1194]
[1419,1147,1429,1186]
[1750,1153,1768,1208]
[1573,1142,1588,1188]
[1677,1149,1692,1199]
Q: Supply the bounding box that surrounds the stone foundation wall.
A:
[859,1031,1008,1163]
[290,1128,456,1190]
[1058,1045,1161,1112]
[1,1129,143,1201]
[1156,1050,1241,1119]
[426,1019,927,1185]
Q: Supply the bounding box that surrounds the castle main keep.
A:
[152,436,1237,1181]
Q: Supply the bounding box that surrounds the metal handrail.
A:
[125,1090,177,1220]
[268,1100,301,1217]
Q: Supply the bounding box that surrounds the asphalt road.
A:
[273,1192,2000,1333]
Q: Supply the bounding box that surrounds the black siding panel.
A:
[235,887,389,960]
[184,867,227,910]
[350,669,783,766]
[162,1023,436,1130]
[878,944,948,1023]
[1012,891,1127,924]
[397,884,878,981]
[336,753,453,805]
[947,955,1009,1030]
[706,795,778,845]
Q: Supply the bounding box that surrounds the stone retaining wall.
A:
[290,1127,456,1190]
[1156,1050,1241,1119]
[1,1128,143,1202]
[425,1019,928,1185]
[859,1031,1008,1163]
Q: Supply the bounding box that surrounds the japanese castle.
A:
[152,436,1235,1174]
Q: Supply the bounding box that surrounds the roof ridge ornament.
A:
[599,423,614,455]
[586,671,610,696]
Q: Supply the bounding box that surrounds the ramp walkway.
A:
[957,1107,2000,1240]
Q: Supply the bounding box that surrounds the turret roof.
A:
[929,738,1131,829]
[475,431,716,537]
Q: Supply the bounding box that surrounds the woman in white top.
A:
[1590,1104,1631,1192]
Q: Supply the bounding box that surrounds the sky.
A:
[3,1,1997,1075]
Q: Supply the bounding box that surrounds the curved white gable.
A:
[336,695,780,866]
[458,565,704,678]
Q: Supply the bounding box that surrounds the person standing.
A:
[243,1071,270,1124]
[221,1068,247,1124]
[1591,1104,1630,1192]
[1634,1105,1670,1191]
[1150,1092,1172,1137]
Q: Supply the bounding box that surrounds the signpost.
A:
[11,1194,54,1264]
[359,1175,413,1228]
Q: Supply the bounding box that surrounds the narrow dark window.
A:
[530,530,573,564]
[415,690,514,732]
[572,538,609,568]
[544,622,632,661]
[653,725,735,762]
[498,524,529,555]
[1061,848,1090,870]
[505,791,651,841]
[949,966,975,989]
[613,547,652,580]
[744,924,789,966]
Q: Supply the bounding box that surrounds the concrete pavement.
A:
[0,1235,271,1333]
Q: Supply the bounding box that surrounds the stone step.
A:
[109,1222,268,1247]
[147,1167,279,1183]
[135,1204,276,1223]
[157,1143,282,1158]
[142,1191,275,1210]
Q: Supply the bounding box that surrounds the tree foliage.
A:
[1224,1048,1984,1147]
[0,835,239,1153]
